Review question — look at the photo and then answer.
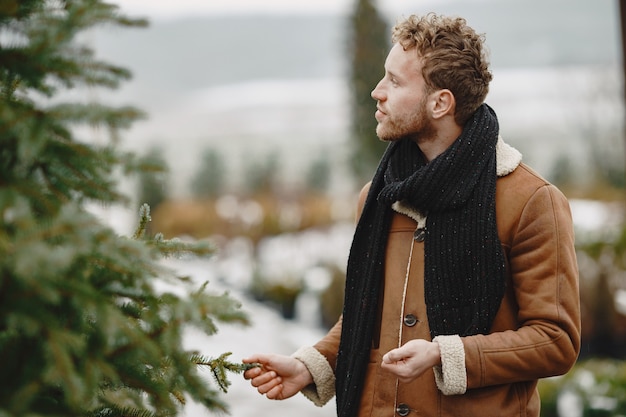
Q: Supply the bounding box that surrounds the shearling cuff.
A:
[291,346,335,407]
[432,335,467,395]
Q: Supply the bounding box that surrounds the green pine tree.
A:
[190,148,225,199]
[0,1,253,416]
[137,145,170,213]
[348,0,389,184]
[305,152,332,194]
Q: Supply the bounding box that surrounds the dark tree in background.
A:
[0,1,249,416]
[348,0,389,184]
[306,152,332,193]
[190,147,226,199]
[136,146,169,237]
[137,145,170,211]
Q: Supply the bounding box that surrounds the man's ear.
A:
[430,89,455,120]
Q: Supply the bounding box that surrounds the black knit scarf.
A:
[335,104,506,417]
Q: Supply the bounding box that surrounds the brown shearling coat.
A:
[297,147,581,417]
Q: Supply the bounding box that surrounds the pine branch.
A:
[133,203,152,240]
[48,103,145,131]
[193,352,260,393]
[132,203,216,258]
[89,405,159,417]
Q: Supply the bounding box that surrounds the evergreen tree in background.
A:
[190,148,225,199]
[347,0,389,184]
[0,1,250,416]
[136,146,169,237]
[137,145,169,210]
[243,151,280,194]
[305,152,331,193]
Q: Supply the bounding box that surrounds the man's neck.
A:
[415,125,462,162]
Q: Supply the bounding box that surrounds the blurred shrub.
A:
[249,272,302,320]
[248,262,345,326]
[152,192,339,241]
[319,264,346,329]
[577,225,626,359]
[539,375,561,417]
[539,359,626,417]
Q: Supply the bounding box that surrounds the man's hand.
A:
[381,339,441,383]
[243,354,313,400]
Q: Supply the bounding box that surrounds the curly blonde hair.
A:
[392,14,492,125]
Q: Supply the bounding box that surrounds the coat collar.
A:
[495,135,522,176]
[391,136,522,223]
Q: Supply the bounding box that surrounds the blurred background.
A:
[88,0,625,415]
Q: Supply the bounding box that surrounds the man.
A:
[244,13,580,417]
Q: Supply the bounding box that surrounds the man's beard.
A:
[376,100,434,143]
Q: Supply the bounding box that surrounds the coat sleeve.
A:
[462,184,581,389]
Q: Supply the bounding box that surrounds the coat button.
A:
[396,403,411,416]
[404,314,418,327]
[413,228,426,242]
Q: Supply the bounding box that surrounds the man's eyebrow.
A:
[386,69,399,80]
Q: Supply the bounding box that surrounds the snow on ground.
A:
[161,257,337,417]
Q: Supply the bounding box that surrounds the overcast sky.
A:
[111,0,453,20]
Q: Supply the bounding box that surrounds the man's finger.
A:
[266,383,285,400]
[243,366,261,379]
[383,349,404,363]
[250,370,277,387]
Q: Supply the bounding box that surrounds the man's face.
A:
[371,43,434,142]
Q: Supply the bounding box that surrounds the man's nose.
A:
[371,82,384,101]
